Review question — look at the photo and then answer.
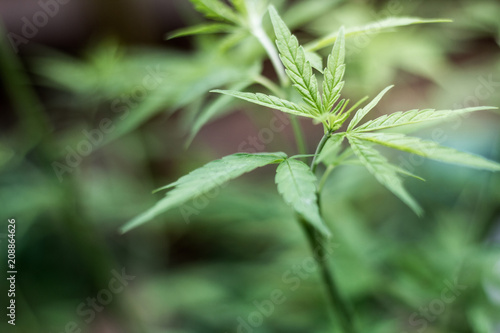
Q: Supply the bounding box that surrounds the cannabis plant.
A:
[122,2,499,332]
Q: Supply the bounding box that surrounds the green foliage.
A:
[305,17,453,52]
[127,3,500,230]
[275,158,331,237]
[10,1,500,332]
[121,152,286,233]
[353,106,497,132]
[347,136,423,216]
[317,133,345,165]
[210,89,314,118]
[346,85,393,131]
[212,7,352,130]
[168,23,235,40]
[189,0,242,24]
[322,26,345,114]
[351,132,500,171]
[269,6,323,113]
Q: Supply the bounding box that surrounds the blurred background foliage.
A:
[0,0,499,332]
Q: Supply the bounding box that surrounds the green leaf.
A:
[305,17,453,52]
[347,136,423,215]
[352,106,498,132]
[305,51,324,73]
[211,89,315,118]
[322,26,345,114]
[275,159,331,237]
[317,133,345,165]
[229,0,246,15]
[189,0,241,24]
[121,152,287,233]
[347,85,393,132]
[391,165,425,182]
[167,23,235,39]
[269,6,323,114]
[105,55,256,145]
[352,132,500,171]
[283,0,338,30]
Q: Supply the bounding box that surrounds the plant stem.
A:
[311,130,332,174]
[300,129,357,333]
[318,165,334,192]
[248,13,354,330]
[300,220,357,333]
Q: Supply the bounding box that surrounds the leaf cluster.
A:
[123,5,499,236]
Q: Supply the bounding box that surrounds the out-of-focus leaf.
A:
[189,0,241,24]
[305,51,323,73]
[167,23,235,39]
[283,0,340,30]
[317,133,345,165]
[305,17,452,51]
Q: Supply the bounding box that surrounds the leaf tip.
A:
[435,18,453,23]
[415,208,425,218]
[119,222,134,234]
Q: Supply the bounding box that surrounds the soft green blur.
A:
[1,0,499,332]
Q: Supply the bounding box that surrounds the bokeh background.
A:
[1,0,500,332]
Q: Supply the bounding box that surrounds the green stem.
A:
[318,165,334,192]
[246,12,354,330]
[300,220,357,333]
[301,129,357,333]
[311,130,332,174]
